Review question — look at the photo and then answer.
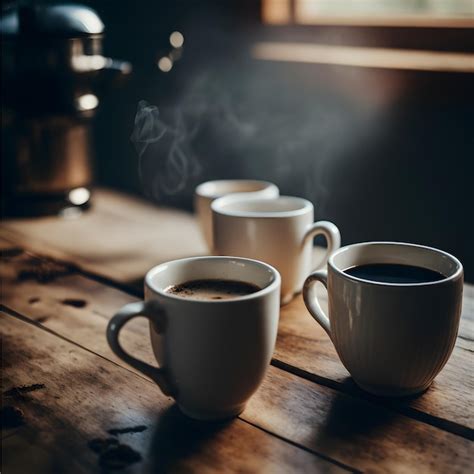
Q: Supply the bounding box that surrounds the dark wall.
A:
[79,1,473,279]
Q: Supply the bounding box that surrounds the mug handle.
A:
[303,221,341,271]
[303,270,331,338]
[106,300,175,396]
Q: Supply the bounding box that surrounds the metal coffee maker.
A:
[1,3,131,217]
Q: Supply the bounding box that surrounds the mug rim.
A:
[328,241,463,287]
[145,256,281,303]
[212,195,313,219]
[195,179,278,200]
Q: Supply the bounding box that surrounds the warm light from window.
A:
[261,0,291,24]
[261,0,474,26]
[294,0,322,24]
[252,42,474,73]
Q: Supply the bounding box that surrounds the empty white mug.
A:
[303,242,464,396]
[107,256,281,420]
[212,195,341,304]
[194,179,279,249]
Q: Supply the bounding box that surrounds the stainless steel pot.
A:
[1,3,131,216]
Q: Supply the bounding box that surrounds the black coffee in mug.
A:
[344,263,445,284]
[166,279,261,300]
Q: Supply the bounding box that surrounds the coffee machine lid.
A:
[1,3,104,37]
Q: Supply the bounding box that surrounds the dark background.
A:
[15,1,474,278]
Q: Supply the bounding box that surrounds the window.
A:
[257,1,474,73]
[262,0,474,27]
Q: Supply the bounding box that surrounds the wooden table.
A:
[1,188,473,473]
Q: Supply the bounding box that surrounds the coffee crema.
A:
[344,264,445,284]
[166,279,261,301]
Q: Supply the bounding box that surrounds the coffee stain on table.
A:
[61,298,87,308]
[107,425,148,436]
[17,257,75,284]
[4,383,46,399]
[0,248,24,259]
[88,437,142,469]
[88,437,120,454]
[99,444,142,469]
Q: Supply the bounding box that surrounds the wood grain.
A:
[277,293,474,434]
[1,253,472,473]
[0,188,207,286]
[1,213,473,434]
[246,367,474,474]
[1,312,345,474]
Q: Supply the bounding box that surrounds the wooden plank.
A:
[1,256,473,472]
[246,368,474,473]
[0,189,328,290]
[0,252,152,371]
[277,292,474,433]
[1,312,344,474]
[0,188,207,286]
[1,237,473,435]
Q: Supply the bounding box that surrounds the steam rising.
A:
[130,101,165,159]
[131,100,201,198]
[130,67,380,214]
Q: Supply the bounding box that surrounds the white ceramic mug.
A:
[107,256,281,420]
[303,242,464,396]
[212,195,341,304]
[194,179,279,249]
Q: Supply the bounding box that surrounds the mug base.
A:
[355,381,432,397]
[178,403,246,421]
